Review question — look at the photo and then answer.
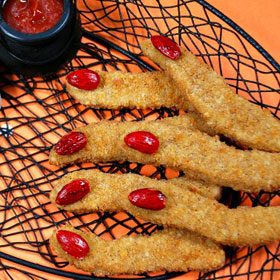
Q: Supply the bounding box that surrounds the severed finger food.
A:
[50,225,225,276]
[140,36,280,153]
[66,70,188,110]
[48,34,280,277]
[49,118,280,193]
[50,170,221,204]
[66,70,216,136]
[50,170,280,246]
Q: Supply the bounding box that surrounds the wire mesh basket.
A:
[0,0,279,279]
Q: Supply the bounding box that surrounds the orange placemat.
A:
[0,1,279,280]
[207,0,280,64]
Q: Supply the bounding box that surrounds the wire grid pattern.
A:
[0,0,279,279]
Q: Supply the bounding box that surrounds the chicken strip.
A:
[50,225,225,276]
[68,68,217,136]
[49,118,280,193]
[50,169,221,202]
[140,39,280,152]
[66,71,188,109]
[50,170,280,246]
[66,71,215,136]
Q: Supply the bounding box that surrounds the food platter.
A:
[0,0,279,279]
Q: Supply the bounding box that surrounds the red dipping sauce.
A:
[2,0,64,34]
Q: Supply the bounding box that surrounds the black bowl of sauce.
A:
[0,0,81,76]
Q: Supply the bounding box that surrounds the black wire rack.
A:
[0,1,279,279]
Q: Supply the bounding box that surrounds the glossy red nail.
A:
[128,188,166,210]
[56,230,90,259]
[54,131,87,155]
[151,35,181,60]
[124,131,159,154]
[67,69,100,90]
[56,179,90,206]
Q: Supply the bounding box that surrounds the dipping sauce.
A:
[2,0,64,34]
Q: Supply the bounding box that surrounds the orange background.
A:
[207,0,280,64]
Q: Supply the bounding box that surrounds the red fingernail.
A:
[151,35,181,60]
[129,188,166,210]
[56,179,90,206]
[124,131,159,154]
[67,69,100,90]
[56,230,90,260]
[54,131,87,155]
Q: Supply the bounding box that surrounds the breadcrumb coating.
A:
[50,170,280,246]
[50,225,225,276]
[49,118,280,192]
[66,71,215,136]
[66,71,188,109]
[141,40,280,152]
[50,169,221,202]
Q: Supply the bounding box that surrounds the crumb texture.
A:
[50,225,225,276]
[141,40,280,152]
[51,170,280,246]
[49,118,280,192]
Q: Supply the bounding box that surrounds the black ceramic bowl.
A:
[0,0,81,76]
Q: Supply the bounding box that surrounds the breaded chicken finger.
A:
[141,38,280,152]
[66,71,215,136]
[51,170,280,246]
[49,118,280,192]
[50,225,225,276]
[66,71,188,109]
[50,170,221,202]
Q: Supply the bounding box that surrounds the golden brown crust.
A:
[50,225,225,276]
[49,118,280,192]
[51,170,280,246]
[50,170,220,201]
[140,40,280,152]
[66,71,188,110]
[159,176,221,199]
[66,71,215,136]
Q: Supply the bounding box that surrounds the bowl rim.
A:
[0,0,71,43]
